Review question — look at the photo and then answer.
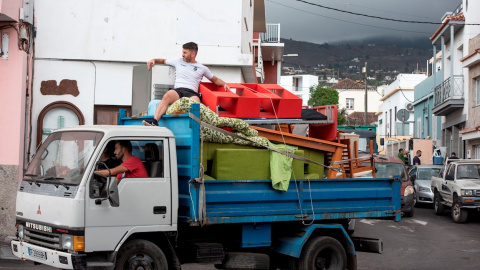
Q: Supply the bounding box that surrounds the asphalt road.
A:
[2,205,480,269]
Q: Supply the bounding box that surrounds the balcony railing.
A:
[433,75,464,107]
[260,24,280,43]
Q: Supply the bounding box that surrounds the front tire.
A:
[296,236,346,270]
[434,192,444,215]
[451,200,468,223]
[115,239,168,270]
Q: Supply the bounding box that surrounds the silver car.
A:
[408,165,443,205]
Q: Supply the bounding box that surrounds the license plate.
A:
[28,247,47,260]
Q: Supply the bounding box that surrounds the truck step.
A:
[187,242,224,264]
[86,262,114,267]
[351,237,383,254]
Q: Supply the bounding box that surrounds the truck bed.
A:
[118,105,401,225]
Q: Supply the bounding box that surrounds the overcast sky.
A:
[265,0,460,44]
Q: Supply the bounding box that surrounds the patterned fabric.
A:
[166,98,269,147]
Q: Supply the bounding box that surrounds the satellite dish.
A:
[397,109,410,122]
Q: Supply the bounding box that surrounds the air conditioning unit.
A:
[405,102,414,111]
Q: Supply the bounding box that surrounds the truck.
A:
[431,159,480,223]
[11,104,401,270]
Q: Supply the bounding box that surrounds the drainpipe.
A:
[441,35,445,101]
[433,44,436,102]
[450,25,455,97]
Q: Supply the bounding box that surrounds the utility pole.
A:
[363,62,368,126]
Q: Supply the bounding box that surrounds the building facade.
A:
[378,74,426,139]
[280,74,319,106]
[460,34,480,158]
[430,0,480,157]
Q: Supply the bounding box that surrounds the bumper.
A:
[401,194,414,214]
[416,190,434,204]
[11,240,86,270]
[458,196,480,209]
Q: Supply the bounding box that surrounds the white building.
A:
[30,0,266,153]
[378,74,426,138]
[331,78,382,119]
[280,75,319,106]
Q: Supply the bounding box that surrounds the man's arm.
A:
[95,165,128,178]
[147,58,167,71]
[209,75,230,91]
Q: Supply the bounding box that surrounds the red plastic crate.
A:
[199,83,261,118]
[308,105,338,141]
[242,84,302,118]
[199,83,302,119]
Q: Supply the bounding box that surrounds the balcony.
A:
[260,24,280,43]
[432,75,464,116]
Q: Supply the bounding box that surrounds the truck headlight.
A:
[17,224,25,239]
[461,190,474,196]
[60,234,73,250]
[404,186,414,196]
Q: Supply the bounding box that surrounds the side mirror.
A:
[107,177,120,207]
[445,174,454,181]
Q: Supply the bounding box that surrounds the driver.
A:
[95,140,148,180]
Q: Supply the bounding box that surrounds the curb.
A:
[0,235,18,260]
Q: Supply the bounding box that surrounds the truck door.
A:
[442,164,455,204]
[84,139,172,252]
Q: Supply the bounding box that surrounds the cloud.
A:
[265,0,457,43]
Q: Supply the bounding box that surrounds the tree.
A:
[308,85,346,125]
[308,85,339,106]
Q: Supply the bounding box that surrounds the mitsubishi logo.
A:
[37,205,42,215]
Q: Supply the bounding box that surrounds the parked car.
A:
[362,155,415,217]
[408,165,443,206]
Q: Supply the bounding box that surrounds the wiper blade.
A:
[44,177,69,190]
[24,174,41,187]
[44,176,65,180]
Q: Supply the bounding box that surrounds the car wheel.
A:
[404,206,414,217]
[294,236,346,270]
[434,192,444,215]
[115,239,168,270]
[451,200,468,223]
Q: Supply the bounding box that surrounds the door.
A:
[441,164,455,204]
[84,138,172,252]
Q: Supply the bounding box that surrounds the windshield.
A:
[457,164,480,180]
[25,131,103,185]
[418,168,442,180]
[375,163,407,181]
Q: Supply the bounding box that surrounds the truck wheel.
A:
[115,239,168,270]
[296,236,346,270]
[434,193,444,215]
[451,200,468,223]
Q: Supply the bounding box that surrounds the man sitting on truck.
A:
[95,140,148,180]
[144,42,230,126]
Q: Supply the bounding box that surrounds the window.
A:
[476,78,480,106]
[346,98,354,109]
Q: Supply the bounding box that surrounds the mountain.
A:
[281,38,432,81]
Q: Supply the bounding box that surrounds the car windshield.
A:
[25,131,103,185]
[418,168,442,180]
[457,164,480,180]
[375,163,407,181]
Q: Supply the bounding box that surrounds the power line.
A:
[293,0,480,25]
[267,0,432,34]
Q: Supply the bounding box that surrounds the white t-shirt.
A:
[165,58,214,92]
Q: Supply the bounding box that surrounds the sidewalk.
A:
[0,234,18,260]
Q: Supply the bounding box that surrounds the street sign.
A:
[397,109,410,122]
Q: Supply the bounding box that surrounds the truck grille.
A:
[24,228,61,250]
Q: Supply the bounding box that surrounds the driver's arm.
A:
[95,165,128,178]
